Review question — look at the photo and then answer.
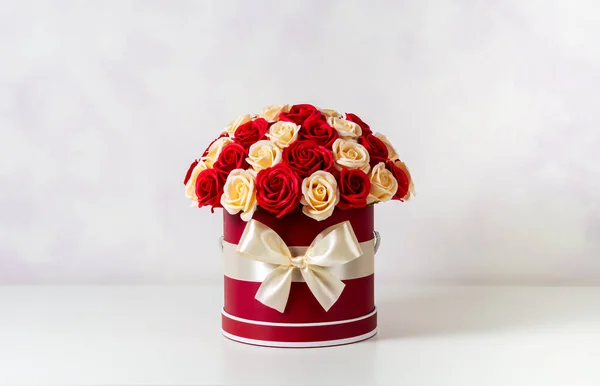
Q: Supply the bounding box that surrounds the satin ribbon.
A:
[222,241,374,282]
[236,220,363,313]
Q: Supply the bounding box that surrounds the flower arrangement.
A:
[183,104,414,222]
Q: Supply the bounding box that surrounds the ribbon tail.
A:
[301,266,346,312]
[254,265,294,313]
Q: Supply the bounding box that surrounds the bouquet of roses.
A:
[183,104,414,222]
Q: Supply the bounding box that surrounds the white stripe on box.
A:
[221,328,378,348]
[221,307,377,327]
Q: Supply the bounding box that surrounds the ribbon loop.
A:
[235,220,363,313]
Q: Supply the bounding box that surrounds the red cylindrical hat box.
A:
[221,206,377,348]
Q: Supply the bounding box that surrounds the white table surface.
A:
[1,285,599,386]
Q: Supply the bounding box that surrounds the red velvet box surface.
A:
[221,206,377,347]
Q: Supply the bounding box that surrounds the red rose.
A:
[195,168,226,211]
[255,163,301,217]
[202,133,229,158]
[183,159,199,185]
[234,118,269,149]
[345,112,373,135]
[359,134,389,166]
[282,140,335,178]
[212,143,248,175]
[279,104,319,125]
[385,160,411,201]
[299,111,339,148]
[337,168,371,210]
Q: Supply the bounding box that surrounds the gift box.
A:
[183,104,414,348]
[221,206,378,347]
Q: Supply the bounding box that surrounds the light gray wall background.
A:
[1,0,599,285]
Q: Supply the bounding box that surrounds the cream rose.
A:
[300,171,340,221]
[374,133,398,160]
[266,121,299,148]
[246,140,282,172]
[332,138,371,173]
[327,117,362,140]
[260,104,290,122]
[319,108,343,119]
[202,136,233,167]
[367,162,398,204]
[223,114,252,136]
[185,160,208,203]
[220,169,257,221]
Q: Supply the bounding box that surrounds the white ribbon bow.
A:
[236,220,363,313]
